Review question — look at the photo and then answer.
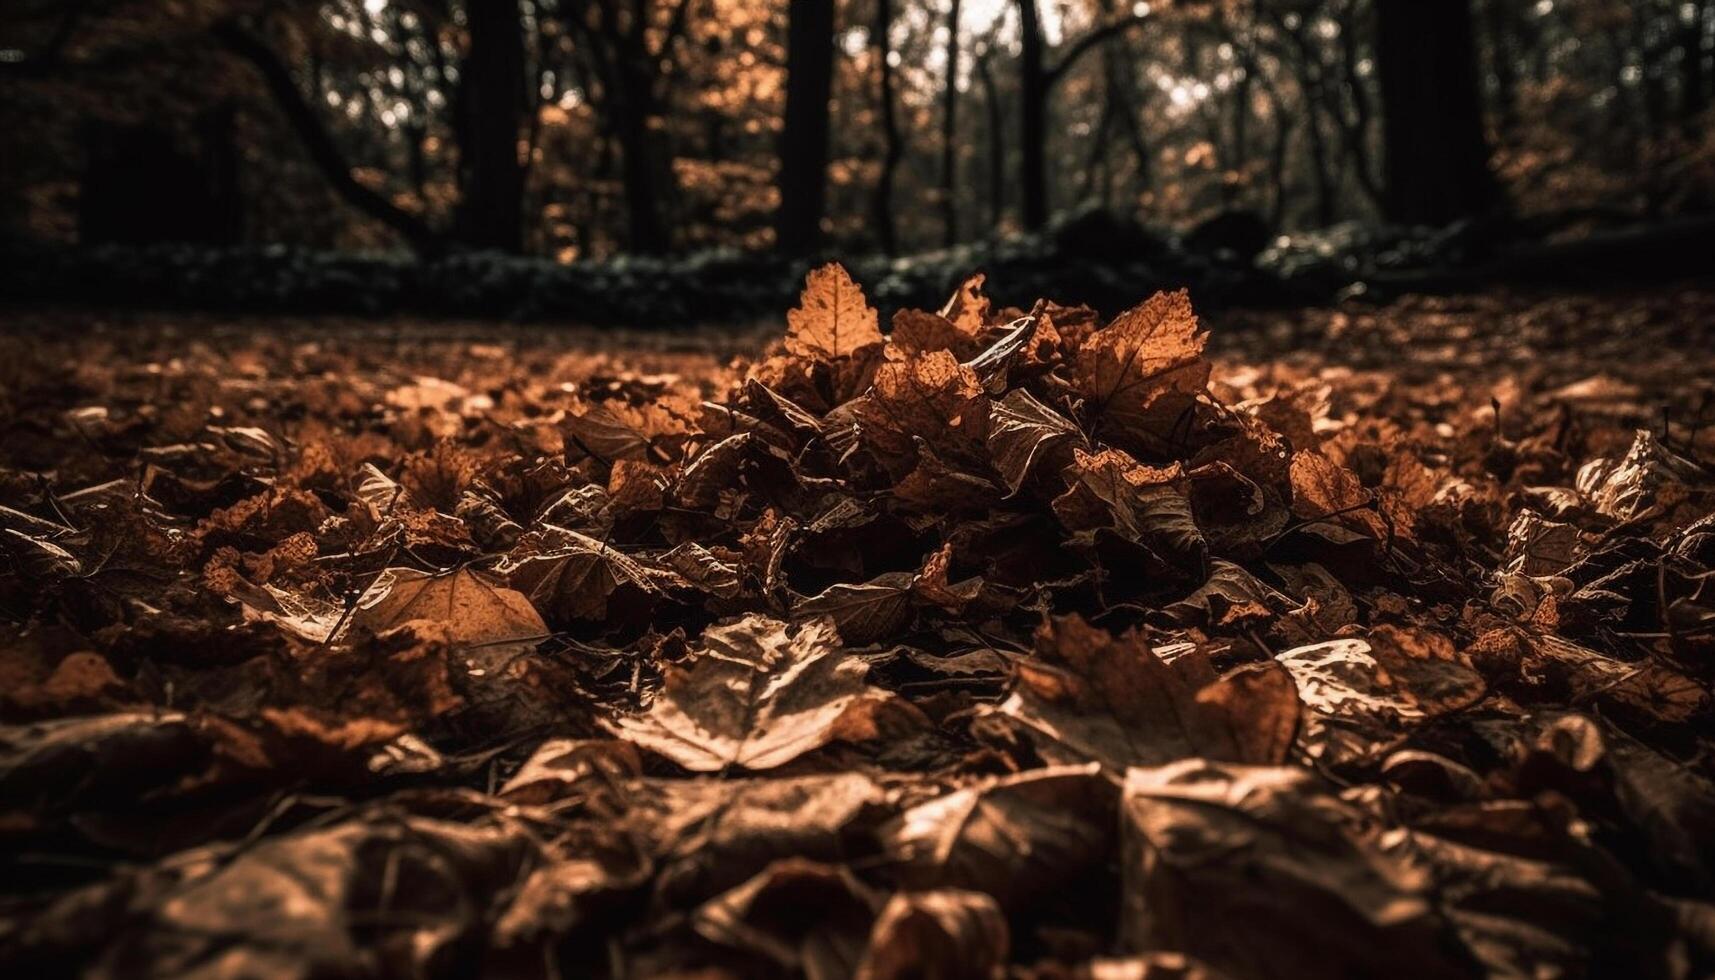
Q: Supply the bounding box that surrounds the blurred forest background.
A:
[2,0,1713,307]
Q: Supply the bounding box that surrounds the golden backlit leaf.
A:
[785,262,884,361]
[1074,289,1211,444]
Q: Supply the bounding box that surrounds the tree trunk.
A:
[874,0,902,254]
[454,0,528,252]
[977,47,1006,230]
[1017,0,1049,230]
[1685,0,1709,132]
[1374,0,1499,226]
[776,0,836,256]
[941,0,961,246]
[613,67,672,254]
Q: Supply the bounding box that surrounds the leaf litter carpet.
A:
[3,276,1715,978]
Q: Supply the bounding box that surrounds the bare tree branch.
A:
[214,19,443,254]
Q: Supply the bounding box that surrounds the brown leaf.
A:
[786,262,884,361]
[605,616,915,771]
[1121,759,1467,979]
[999,615,1297,771]
[986,388,1085,496]
[1053,448,1207,573]
[496,527,657,622]
[856,890,1009,980]
[794,572,917,645]
[1074,289,1211,448]
[344,566,547,648]
[693,858,881,980]
[853,350,990,474]
[882,763,1117,910]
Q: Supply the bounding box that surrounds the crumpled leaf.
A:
[794,572,917,645]
[33,812,534,980]
[856,889,1009,980]
[1121,759,1469,979]
[986,388,1085,496]
[693,858,881,980]
[496,526,659,621]
[999,615,1299,771]
[605,616,917,771]
[1053,448,1207,573]
[882,763,1117,910]
[1576,428,1707,520]
[628,772,886,905]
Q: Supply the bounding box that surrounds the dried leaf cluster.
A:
[2,278,1715,978]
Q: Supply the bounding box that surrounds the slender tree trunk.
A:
[977,47,1006,230]
[1684,0,1709,132]
[1374,0,1499,225]
[455,0,528,252]
[1017,0,1049,229]
[874,0,902,254]
[776,0,836,255]
[941,0,961,246]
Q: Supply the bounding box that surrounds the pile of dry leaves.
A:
[3,271,1715,979]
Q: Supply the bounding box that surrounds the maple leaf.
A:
[785,262,884,361]
[604,616,916,771]
[1073,289,1211,448]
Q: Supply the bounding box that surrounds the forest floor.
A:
[2,281,1715,978]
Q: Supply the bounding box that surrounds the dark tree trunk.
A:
[776,0,836,256]
[977,47,1006,230]
[941,0,961,246]
[454,0,528,252]
[1685,0,1709,132]
[1374,0,1499,226]
[613,67,672,254]
[874,0,902,254]
[1017,0,1049,229]
[1482,0,1519,133]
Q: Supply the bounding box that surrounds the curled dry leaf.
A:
[692,858,881,980]
[986,387,1085,496]
[856,889,1009,980]
[999,615,1299,772]
[794,572,918,645]
[1121,759,1468,980]
[496,526,658,621]
[882,763,1117,910]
